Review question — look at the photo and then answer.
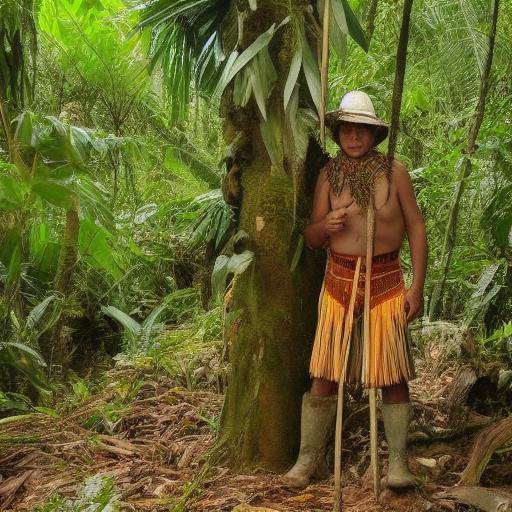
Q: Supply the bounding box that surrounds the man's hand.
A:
[404,287,423,323]
[324,208,347,234]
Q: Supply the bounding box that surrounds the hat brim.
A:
[325,110,389,146]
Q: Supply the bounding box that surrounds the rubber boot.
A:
[381,402,419,489]
[282,392,337,488]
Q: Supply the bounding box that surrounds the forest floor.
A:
[1,327,511,511]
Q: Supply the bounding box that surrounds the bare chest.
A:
[329,173,398,221]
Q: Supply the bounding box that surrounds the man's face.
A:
[337,122,376,158]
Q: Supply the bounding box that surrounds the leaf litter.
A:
[0,334,511,511]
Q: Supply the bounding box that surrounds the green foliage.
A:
[0,294,60,406]
[102,287,199,354]
[183,189,234,251]
[135,0,231,122]
[211,230,254,299]
[39,0,148,131]
[478,321,512,368]
[0,340,48,396]
[34,474,120,512]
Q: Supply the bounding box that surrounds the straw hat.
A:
[325,90,389,146]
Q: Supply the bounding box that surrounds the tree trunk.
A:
[387,0,413,163]
[217,1,327,471]
[428,0,500,320]
[47,197,81,371]
[366,0,379,44]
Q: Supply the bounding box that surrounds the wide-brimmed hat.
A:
[325,90,389,146]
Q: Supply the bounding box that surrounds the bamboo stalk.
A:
[320,0,331,148]
[387,0,414,164]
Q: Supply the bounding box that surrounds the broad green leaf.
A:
[301,35,321,114]
[233,67,253,107]
[330,0,348,34]
[32,181,76,209]
[340,0,368,51]
[0,175,27,210]
[79,217,123,278]
[2,342,47,367]
[248,48,277,121]
[6,242,21,294]
[329,0,348,56]
[471,263,500,299]
[101,305,142,336]
[284,43,302,110]
[33,406,59,417]
[13,111,35,146]
[141,303,167,349]
[215,17,289,98]
[133,203,158,224]
[260,113,284,171]
[213,49,239,98]
[289,234,304,273]
[26,295,58,331]
[212,250,254,297]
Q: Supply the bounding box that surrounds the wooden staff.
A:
[333,257,361,512]
[365,200,380,500]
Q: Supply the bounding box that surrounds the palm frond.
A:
[134,0,231,121]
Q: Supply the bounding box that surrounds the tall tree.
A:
[428,0,500,320]
[136,0,368,470]
[366,0,379,44]
[0,0,37,111]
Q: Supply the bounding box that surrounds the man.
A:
[282,90,427,489]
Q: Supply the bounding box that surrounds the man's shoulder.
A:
[318,153,340,179]
[391,158,409,174]
[390,158,410,182]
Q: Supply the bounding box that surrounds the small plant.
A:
[34,474,120,512]
[102,288,199,355]
[478,321,512,363]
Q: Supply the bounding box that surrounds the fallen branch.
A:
[435,486,512,512]
[446,367,477,416]
[459,416,512,486]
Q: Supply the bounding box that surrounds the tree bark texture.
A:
[366,0,379,44]
[218,1,327,471]
[428,0,500,320]
[47,197,80,370]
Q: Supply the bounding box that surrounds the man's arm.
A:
[304,169,347,249]
[394,160,428,321]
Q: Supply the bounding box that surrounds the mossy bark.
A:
[45,198,80,371]
[218,1,328,471]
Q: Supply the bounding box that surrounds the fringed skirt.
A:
[309,248,416,388]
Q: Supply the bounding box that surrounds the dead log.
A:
[435,486,512,512]
[446,367,477,413]
[459,416,512,486]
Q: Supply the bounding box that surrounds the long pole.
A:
[387,0,414,163]
[320,0,331,148]
[333,259,361,512]
[365,203,380,500]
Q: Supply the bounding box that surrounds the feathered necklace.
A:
[325,149,392,209]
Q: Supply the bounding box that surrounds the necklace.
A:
[325,149,392,209]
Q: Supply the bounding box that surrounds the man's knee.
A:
[311,378,337,396]
[381,381,410,404]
